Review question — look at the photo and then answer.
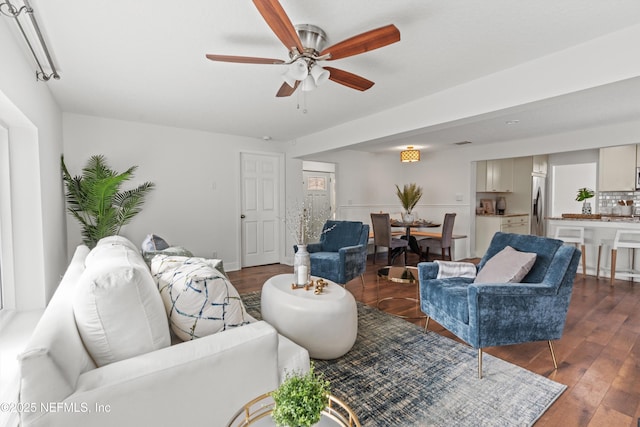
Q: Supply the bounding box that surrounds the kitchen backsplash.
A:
[599,191,640,214]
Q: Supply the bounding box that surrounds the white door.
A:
[302,170,334,243]
[241,153,280,267]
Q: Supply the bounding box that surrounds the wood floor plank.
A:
[227,257,640,425]
[587,405,633,427]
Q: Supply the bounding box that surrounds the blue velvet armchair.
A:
[418,232,581,378]
[298,220,369,286]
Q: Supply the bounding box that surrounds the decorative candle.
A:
[298,265,308,285]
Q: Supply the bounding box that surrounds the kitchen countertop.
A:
[547,216,640,223]
[476,213,529,217]
[545,215,640,223]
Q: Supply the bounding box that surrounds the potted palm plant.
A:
[575,187,594,214]
[395,183,423,223]
[271,364,330,427]
[61,155,155,248]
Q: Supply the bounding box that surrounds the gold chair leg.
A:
[478,349,483,379]
[360,274,365,290]
[580,244,586,276]
[548,340,558,369]
[424,316,430,332]
[596,244,602,278]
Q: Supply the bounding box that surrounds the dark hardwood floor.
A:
[228,253,640,427]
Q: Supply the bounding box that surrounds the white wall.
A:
[306,148,473,260]
[62,113,287,271]
[551,163,597,217]
[0,20,66,310]
[548,149,600,217]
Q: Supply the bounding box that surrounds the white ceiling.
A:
[14,0,640,152]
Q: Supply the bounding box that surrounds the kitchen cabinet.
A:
[532,155,548,175]
[475,214,529,256]
[599,145,637,191]
[476,159,514,192]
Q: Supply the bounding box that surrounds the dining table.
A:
[389,219,441,262]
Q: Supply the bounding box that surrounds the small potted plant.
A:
[395,183,423,223]
[271,364,330,427]
[575,187,595,214]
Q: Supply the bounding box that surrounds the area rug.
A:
[241,291,566,427]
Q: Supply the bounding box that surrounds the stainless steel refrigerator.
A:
[531,174,546,236]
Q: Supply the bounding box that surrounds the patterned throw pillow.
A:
[151,255,250,341]
[142,246,194,265]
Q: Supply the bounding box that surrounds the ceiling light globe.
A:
[301,75,317,92]
[286,59,309,81]
[310,65,330,86]
[281,72,297,88]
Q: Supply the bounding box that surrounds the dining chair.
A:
[370,213,408,265]
[419,213,456,261]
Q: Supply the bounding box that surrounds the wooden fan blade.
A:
[324,67,374,91]
[276,80,300,97]
[320,24,400,60]
[253,0,304,52]
[206,54,285,65]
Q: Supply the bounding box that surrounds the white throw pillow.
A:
[85,239,147,271]
[474,246,537,283]
[74,243,170,367]
[152,256,250,341]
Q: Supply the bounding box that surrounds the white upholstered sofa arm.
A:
[23,321,281,427]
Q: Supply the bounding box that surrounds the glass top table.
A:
[226,393,361,427]
[376,266,426,320]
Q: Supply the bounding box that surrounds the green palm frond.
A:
[114,182,155,234]
[575,187,594,202]
[61,155,154,248]
[395,183,423,213]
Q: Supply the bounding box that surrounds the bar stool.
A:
[600,229,640,285]
[554,226,588,275]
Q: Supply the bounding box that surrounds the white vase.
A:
[401,212,414,223]
[582,202,592,214]
[294,244,311,286]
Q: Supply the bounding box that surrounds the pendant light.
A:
[400,146,420,163]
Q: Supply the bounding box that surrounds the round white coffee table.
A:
[261,274,357,360]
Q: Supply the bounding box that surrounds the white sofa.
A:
[17,238,309,427]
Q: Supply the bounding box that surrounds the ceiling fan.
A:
[205,0,400,97]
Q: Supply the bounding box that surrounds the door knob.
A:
[241,214,246,219]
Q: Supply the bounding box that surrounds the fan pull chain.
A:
[296,90,308,114]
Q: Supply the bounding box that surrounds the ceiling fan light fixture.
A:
[301,75,317,92]
[205,1,401,98]
[283,58,309,82]
[400,146,421,163]
[281,71,297,88]
[310,64,330,86]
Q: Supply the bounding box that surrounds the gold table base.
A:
[227,393,361,427]
[376,266,426,320]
